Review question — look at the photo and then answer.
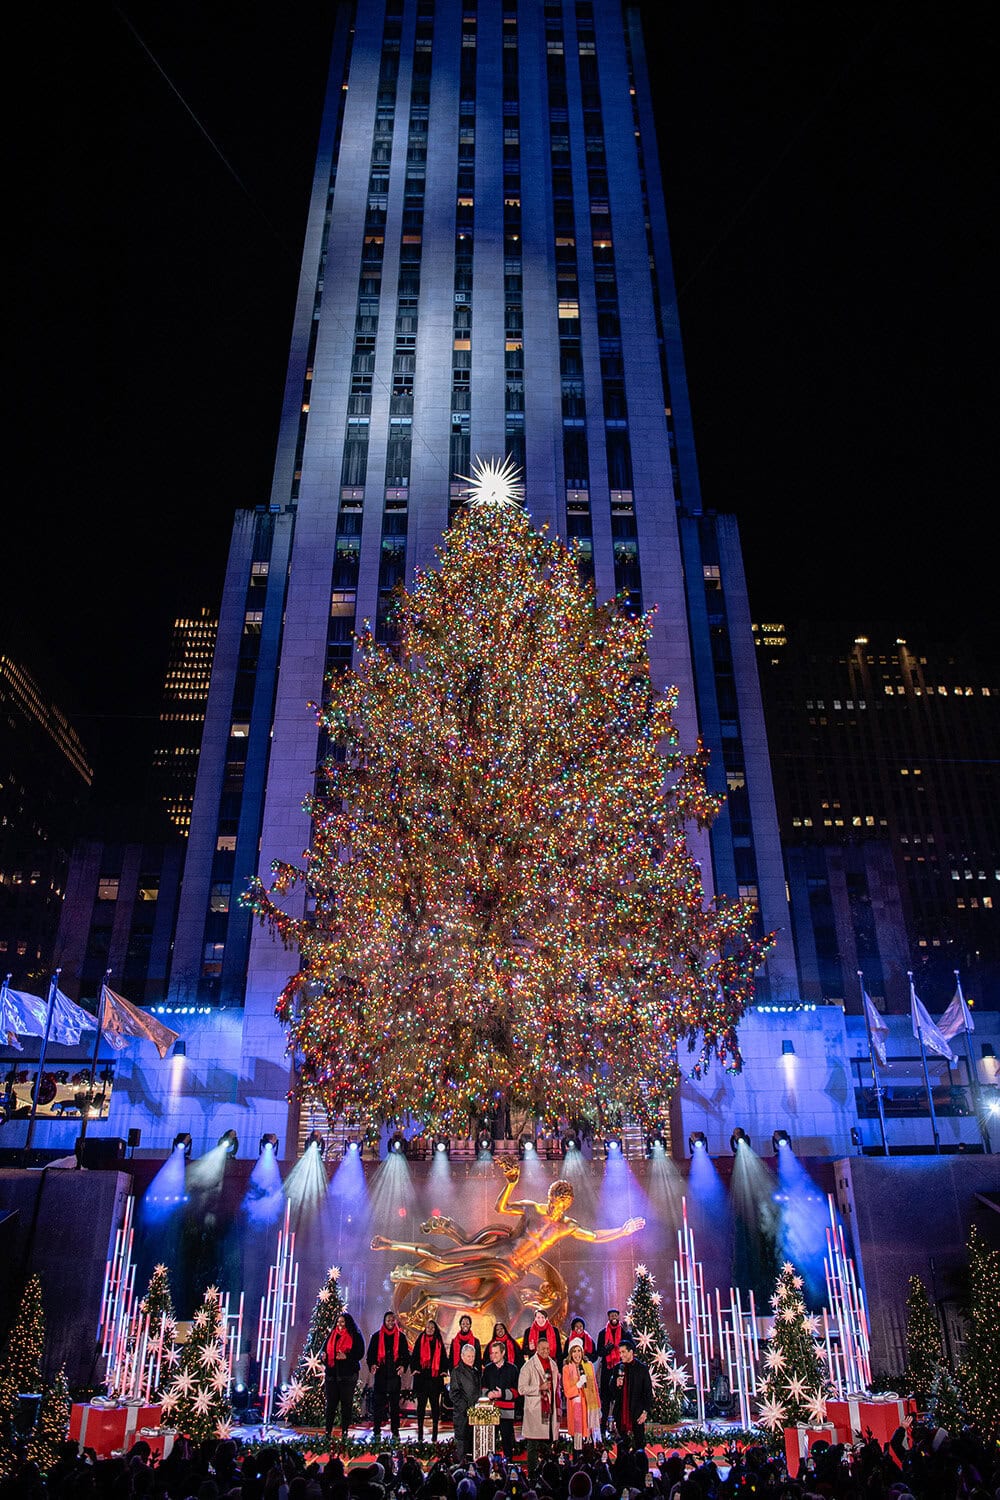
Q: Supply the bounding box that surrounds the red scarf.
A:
[620,1364,632,1431]
[572,1330,595,1356]
[377,1325,400,1364]
[452,1330,476,1367]
[326,1327,353,1363]
[527,1319,557,1354]
[493,1333,518,1364]
[419,1332,442,1377]
[537,1354,553,1420]
[603,1322,623,1366]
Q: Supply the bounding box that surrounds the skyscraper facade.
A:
[153,0,796,1150]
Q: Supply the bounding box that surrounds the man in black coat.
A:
[450,1341,482,1461]
[595,1308,629,1439]
[366,1311,410,1442]
[612,1341,652,1455]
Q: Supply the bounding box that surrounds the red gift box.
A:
[137,1430,177,1460]
[783,1423,838,1478]
[69,1403,163,1457]
[826,1396,916,1445]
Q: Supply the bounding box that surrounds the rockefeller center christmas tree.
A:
[0,1274,45,1474]
[756,1261,829,1431]
[959,1225,1000,1442]
[249,459,768,1133]
[160,1286,231,1442]
[279,1265,348,1427]
[626,1263,686,1424]
[903,1274,944,1404]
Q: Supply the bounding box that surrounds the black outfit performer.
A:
[449,1315,483,1371]
[451,1348,482,1462]
[324,1312,365,1438]
[596,1309,628,1437]
[612,1345,653,1455]
[366,1312,410,1441]
[410,1322,447,1444]
[483,1344,519,1459]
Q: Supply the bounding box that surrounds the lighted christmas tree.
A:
[928,1364,966,1434]
[0,1273,45,1475]
[278,1265,349,1427]
[27,1364,70,1473]
[958,1225,1000,1442]
[159,1285,232,1442]
[903,1274,944,1404]
[626,1263,686,1424]
[756,1261,829,1431]
[248,459,768,1132]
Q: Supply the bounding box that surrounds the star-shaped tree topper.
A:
[457,454,526,511]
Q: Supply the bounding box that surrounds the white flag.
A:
[0,981,27,1050]
[863,990,889,1066]
[49,988,98,1046]
[910,980,957,1063]
[100,986,179,1059]
[1,987,48,1039]
[938,977,974,1042]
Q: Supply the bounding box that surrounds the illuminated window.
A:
[97,877,119,902]
[216,835,237,852]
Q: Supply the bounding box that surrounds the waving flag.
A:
[910,978,957,1064]
[99,986,179,1058]
[938,975,974,1042]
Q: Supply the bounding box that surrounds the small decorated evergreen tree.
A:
[159,1286,232,1442]
[903,1275,944,1404]
[278,1265,347,1427]
[928,1364,966,1434]
[959,1225,1000,1442]
[0,1273,46,1475]
[139,1263,177,1397]
[756,1260,829,1431]
[625,1263,686,1425]
[27,1364,70,1473]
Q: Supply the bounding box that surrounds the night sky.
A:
[11,1,992,806]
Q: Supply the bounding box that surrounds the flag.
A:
[0,986,48,1043]
[910,979,957,1064]
[863,990,889,1066]
[938,976,974,1042]
[99,986,179,1059]
[49,988,98,1046]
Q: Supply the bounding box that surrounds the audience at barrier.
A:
[3,1417,999,1500]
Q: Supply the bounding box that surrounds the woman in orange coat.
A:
[562,1336,600,1449]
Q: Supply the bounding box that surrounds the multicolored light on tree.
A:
[247,490,769,1133]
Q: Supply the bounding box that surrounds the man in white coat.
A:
[518,1334,560,1475]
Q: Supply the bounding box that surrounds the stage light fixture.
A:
[388,1132,406,1155]
[772,1129,792,1153]
[478,1135,494,1155]
[850,1127,862,1149]
[730,1127,750,1153]
[604,1135,622,1156]
[343,1136,360,1156]
[688,1131,707,1154]
[647,1126,667,1154]
[562,1131,581,1154]
[781,1039,795,1056]
[518,1134,535,1159]
[259,1132,279,1156]
[434,1136,450,1156]
[172,1132,193,1157]
[304,1131,325,1155]
[218,1129,239,1157]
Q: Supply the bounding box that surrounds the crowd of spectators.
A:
[3,1423,999,1500]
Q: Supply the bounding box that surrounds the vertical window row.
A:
[376,0,436,641]
[448,2,478,520]
[545,0,594,581]
[575,0,640,613]
[501,3,525,479]
[290,6,357,504]
[620,18,681,503]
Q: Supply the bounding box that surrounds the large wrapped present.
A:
[783,1423,838,1478]
[137,1427,178,1460]
[826,1395,916,1445]
[69,1402,162,1457]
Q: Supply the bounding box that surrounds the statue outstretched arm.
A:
[421,1212,470,1243]
[568,1215,645,1245]
[494,1155,524,1215]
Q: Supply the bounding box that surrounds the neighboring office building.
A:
[149,606,218,838]
[0,648,93,988]
[756,622,1000,1013]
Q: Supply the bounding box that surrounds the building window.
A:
[216,834,237,852]
[97,877,119,902]
[210,883,231,914]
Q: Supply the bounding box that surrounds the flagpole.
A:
[78,969,111,1145]
[859,971,888,1156]
[910,972,941,1154]
[956,970,991,1154]
[24,968,61,1151]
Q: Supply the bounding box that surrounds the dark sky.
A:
[11,1,993,804]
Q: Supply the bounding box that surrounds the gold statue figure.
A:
[371,1156,644,1339]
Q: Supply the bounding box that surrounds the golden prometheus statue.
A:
[371,1156,644,1341]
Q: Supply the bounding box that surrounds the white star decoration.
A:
[804,1314,822,1337]
[216,1418,234,1440]
[764,1348,786,1372]
[666,1363,688,1390]
[329,1266,341,1281]
[804,1390,828,1425]
[160,1390,177,1414]
[172,1371,195,1397]
[211,1368,229,1392]
[457,455,525,511]
[317,1289,330,1302]
[650,1291,663,1305]
[785,1373,807,1403]
[792,1274,804,1289]
[653,1347,669,1367]
[635,1263,649,1277]
[193,1389,213,1416]
[757,1396,787,1432]
[277,1380,308,1418]
[199,1344,222,1370]
[164,1346,181,1368]
[304,1352,325,1380]
[782,1261,795,1275]
[636,1331,654,1352]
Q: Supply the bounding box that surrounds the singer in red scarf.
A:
[449,1312,482,1370]
[521,1309,563,1366]
[366,1311,410,1442]
[409,1317,446,1444]
[596,1307,629,1438]
[323,1311,364,1439]
[490,1321,522,1368]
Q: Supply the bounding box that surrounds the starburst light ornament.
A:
[785,1373,807,1402]
[303,1351,325,1380]
[193,1388,213,1417]
[804,1390,828,1425]
[757,1395,787,1432]
[456,454,526,511]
